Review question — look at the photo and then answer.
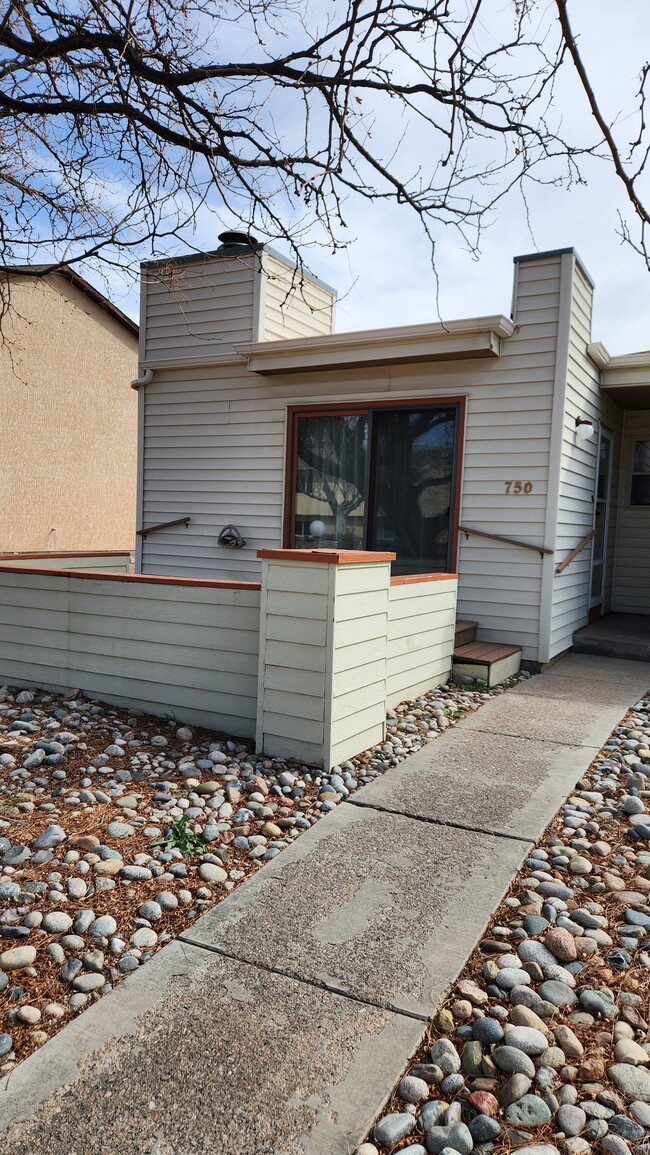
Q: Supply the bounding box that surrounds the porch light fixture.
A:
[575,417,596,443]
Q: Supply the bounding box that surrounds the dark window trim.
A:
[630,438,650,507]
[283,396,466,572]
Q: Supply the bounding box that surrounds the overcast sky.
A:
[108,1,650,357]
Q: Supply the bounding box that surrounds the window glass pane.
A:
[294,414,368,549]
[369,408,456,575]
[596,436,610,501]
[633,440,650,473]
[631,474,650,506]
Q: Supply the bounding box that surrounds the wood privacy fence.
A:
[0,551,457,769]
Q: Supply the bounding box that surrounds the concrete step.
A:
[454,619,478,647]
[453,641,522,688]
[573,614,650,663]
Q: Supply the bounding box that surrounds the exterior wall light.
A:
[575,417,596,443]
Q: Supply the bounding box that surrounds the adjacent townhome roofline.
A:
[238,314,516,375]
[2,264,139,338]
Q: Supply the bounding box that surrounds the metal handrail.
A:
[555,526,598,575]
[459,524,553,558]
[136,516,191,539]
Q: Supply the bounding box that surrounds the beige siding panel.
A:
[262,252,335,342]
[547,259,617,658]
[143,257,256,358]
[386,578,457,704]
[0,570,261,735]
[256,558,391,767]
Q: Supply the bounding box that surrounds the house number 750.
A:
[505,481,533,494]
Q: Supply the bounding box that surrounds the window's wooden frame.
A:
[630,438,650,507]
[283,396,466,573]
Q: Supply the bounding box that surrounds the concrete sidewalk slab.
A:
[531,652,650,684]
[0,939,424,1155]
[180,802,527,1018]
[349,728,586,841]
[455,654,650,749]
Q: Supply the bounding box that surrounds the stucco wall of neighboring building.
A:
[0,272,138,552]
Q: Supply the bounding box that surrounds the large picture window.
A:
[287,401,462,575]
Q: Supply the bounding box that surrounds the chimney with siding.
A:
[139,232,336,365]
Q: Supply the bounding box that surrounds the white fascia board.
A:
[239,315,515,375]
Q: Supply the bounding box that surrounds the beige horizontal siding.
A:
[143,257,256,358]
[330,564,389,765]
[548,259,620,658]
[0,570,261,736]
[262,252,335,342]
[386,578,457,705]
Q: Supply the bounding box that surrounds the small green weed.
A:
[445,707,465,719]
[152,816,205,856]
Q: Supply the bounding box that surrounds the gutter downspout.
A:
[130,368,154,390]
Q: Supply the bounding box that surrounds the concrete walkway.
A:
[2,653,650,1155]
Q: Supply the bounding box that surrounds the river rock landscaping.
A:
[359,690,650,1155]
[0,675,520,1069]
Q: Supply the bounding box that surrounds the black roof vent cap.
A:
[216,230,262,254]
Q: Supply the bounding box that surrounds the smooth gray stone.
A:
[33,825,66,849]
[420,1101,447,1130]
[537,980,577,1006]
[536,881,574,900]
[0,882,20,902]
[398,1075,429,1104]
[374,1113,416,1147]
[505,1094,552,1125]
[499,1073,532,1106]
[71,973,105,993]
[517,940,558,968]
[461,1040,483,1076]
[471,1017,503,1045]
[608,1114,644,1142]
[579,988,617,1017]
[602,1137,632,1155]
[119,866,152,882]
[492,1046,535,1077]
[3,845,30,865]
[430,1038,461,1075]
[502,1025,548,1055]
[105,823,134,838]
[608,1064,650,1102]
[424,1122,473,1155]
[73,910,96,935]
[469,1115,501,1143]
[496,967,531,990]
[88,915,117,938]
[556,1104,587,1137]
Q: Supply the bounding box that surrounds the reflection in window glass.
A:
[370,408,456,575]
[631,440,650,506]
[295,414,368,549]
[292,405,458,573]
